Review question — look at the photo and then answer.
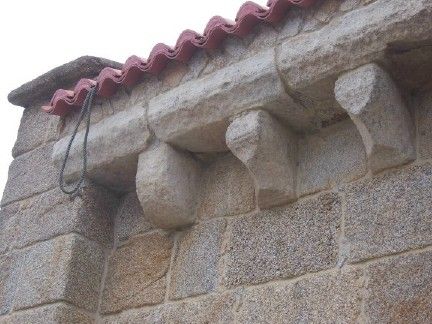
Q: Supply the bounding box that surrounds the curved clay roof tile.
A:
[43,0,315,116]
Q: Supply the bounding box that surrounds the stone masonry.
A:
[2,0,432,323]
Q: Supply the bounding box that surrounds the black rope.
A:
[59,85,97,197]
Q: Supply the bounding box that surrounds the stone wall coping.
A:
[7,56,121,108]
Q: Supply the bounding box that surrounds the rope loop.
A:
[59,85,97,198]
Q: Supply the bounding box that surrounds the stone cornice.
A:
[29,0,432,229]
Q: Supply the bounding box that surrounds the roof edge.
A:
[42,0,316,116]
[8,56,122,108]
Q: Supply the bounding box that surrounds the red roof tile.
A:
[42,0,315,116]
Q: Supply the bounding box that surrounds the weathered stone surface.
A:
[136,142,201,229]
[0,204,18,255]
[201,35,249,76]
[148,49,311,153]
[1,143,57,206]
[223,192,341,287]
[108,87,135,114]
[14,234,104,312]
[386,40,432,94]
[339,0,363,12]
[53,105,150,192]
[277,0,432,108]
[0,254,17,315]
[169,219,226,300]
[60,85,148,139]
[2,303,93,324]
[298,119,367,196]
[59,98,113,138]
[226,110,298,209]
[277,7,303,41]
[237,268,363,323]
[101,232,173,314]
[129,75,163,109]
[343,163,432,263]
[8,56,121,108]
[197,153,255,219]
[335,64,415,173]
[159,61,190,91]
[15,184,116,249]
[365,250,432,324]
[115,192,153,243]
[4,3,432,323]
[417,89,432,159]
[299,0,344,33]
[102,292,238,324]
[153,292,239,324]
[242,23,279,56]
[12,105,59,158]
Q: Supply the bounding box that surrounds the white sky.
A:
[0,0,267,200]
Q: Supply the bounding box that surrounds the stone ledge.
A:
[8,56,121,108]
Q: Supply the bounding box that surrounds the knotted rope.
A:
[59,85,97,197]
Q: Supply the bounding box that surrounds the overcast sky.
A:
[0,0,267,201]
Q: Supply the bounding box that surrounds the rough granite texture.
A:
[364,250,432,323]
[417,89,432,159]
[237,268,363,323]
[13,185,116,249]
[53,105,150,192]
[335,63,415,173]
[114,192,153,243]
[136,142,201,229]
[343,163,432,263]
[13,234,104,312]
[197,153,255,219]
[0,254,16,316]
[169,219,226,300]
[276,0,432,107]
[0,205,18,255]
[297,119,367,196]
[101,232,173,314]
[1,143,57,206]
[101,292,239,324]
[226,110,297,208]
[1,303,94,324]
[148,49,307,153]
[223,192,341,287]
[12,105,59,158]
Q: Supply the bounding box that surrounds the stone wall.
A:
[1,0,432,323]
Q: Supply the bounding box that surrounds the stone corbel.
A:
[335,63,415,173]
[226,110,297,210]
[135,141,201,229]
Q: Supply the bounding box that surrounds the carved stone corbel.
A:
[335,63,415,173]
[226,110,297,209]
[135,141,201,229]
